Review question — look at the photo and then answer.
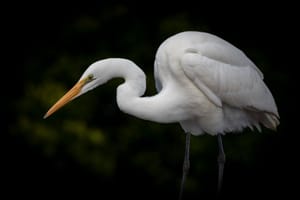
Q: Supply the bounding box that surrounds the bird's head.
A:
[43,61,110,119]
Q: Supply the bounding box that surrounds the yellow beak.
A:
[43,79,86,119]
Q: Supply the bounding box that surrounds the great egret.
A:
[44,31,279,199]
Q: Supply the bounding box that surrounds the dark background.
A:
[3,1,298,199]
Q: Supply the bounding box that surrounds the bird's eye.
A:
[86,74,94,83]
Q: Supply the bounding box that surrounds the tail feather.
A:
[254,123,262,132]
[247,110,280,132]
[262,113,280,131]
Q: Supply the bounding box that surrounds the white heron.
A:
[44,31,279,199]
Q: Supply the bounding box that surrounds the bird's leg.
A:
[217,134,226,195]
[179,132,191,200]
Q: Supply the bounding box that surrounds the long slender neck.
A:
[106,59,178,123]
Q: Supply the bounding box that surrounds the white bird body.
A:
[152,31,279,135]
[44,31,279,136]
[44,31,280,197]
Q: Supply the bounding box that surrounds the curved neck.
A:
[108,59,179,123]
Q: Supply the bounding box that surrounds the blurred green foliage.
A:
[4,1,295,199]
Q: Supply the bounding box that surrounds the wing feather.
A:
[181,50,279,118]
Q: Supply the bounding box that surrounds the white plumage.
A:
[44,31,279,136]
[154,31,279,135]
[44,31,280,197]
